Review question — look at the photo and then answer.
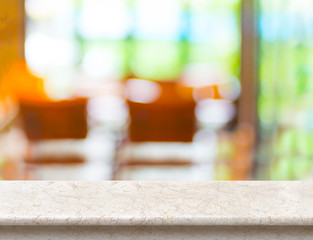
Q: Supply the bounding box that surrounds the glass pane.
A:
[258,0,313,180]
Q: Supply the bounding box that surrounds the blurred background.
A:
[0,0,312,180]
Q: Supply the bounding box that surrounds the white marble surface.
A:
[0,181,313,226]
[2,226,313,240]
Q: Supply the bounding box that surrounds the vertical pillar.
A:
[233,0,258,179]
[238,0,258,130]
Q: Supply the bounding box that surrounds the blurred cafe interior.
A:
[0,0,312,180]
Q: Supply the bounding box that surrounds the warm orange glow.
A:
[2,60,49,102]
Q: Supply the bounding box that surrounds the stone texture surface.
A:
[1,226,313,240]
[0,181,312,226]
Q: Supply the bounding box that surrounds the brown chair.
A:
[126,79,196,142]
[19,98,88,141]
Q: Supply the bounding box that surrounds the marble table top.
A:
[0,181,312,226]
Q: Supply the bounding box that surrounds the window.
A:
[1,0,312,181]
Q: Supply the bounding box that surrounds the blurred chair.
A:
[115,79,197,167]
[126,79,196,142]
[19,98,88,141]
